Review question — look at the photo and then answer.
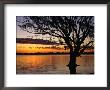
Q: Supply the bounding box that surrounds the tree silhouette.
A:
[17,16,94,74]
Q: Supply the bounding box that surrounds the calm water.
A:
[16,55,94,74]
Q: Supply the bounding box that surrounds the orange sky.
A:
[16,43,69,53]
[16,43,93,53]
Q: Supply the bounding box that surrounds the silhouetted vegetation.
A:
[17,38,59,45]
[17,16,94,74]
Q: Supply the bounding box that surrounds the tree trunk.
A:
[67,50,78,74]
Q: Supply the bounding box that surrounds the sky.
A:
[17,24,60,43]
[16,16,94,45]
[16,16,64,43]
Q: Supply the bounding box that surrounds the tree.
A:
[17,16,94,74]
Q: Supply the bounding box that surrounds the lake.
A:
[16,54,94,74]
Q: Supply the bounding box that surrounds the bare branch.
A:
[17,16,94,55]
[79,41,94,54]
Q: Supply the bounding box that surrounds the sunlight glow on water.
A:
[16,55,94,74]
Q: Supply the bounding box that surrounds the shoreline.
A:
[16,52,94,55]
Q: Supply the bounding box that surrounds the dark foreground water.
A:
[16,54,94,74]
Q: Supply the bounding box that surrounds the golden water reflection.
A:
[16,55,94,74]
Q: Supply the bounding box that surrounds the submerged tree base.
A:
[67,64,80,74]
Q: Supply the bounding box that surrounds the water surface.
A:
[16,54,94,74]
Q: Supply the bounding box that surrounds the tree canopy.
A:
[17,16,94,56]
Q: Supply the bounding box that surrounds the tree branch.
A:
[79,40,94,54]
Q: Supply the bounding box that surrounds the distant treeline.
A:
[16,38,94,49]
[16,52,94,55]
[16,38,59,45]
